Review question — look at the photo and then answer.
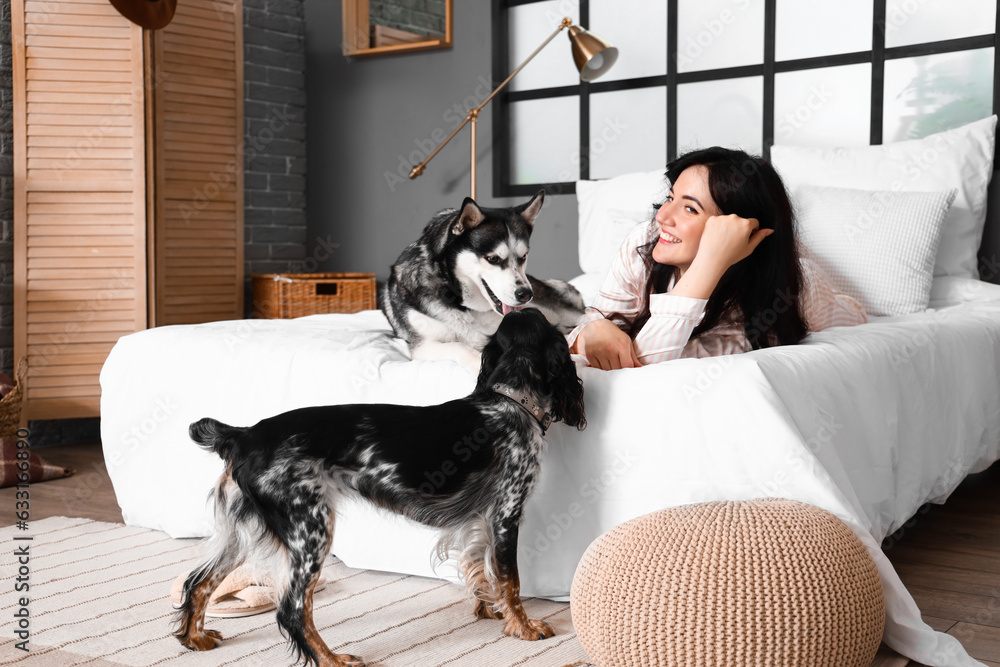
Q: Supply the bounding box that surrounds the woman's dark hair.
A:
[620,146,807,350]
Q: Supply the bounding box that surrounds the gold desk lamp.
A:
[408,17,618,200]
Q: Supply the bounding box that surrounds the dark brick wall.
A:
[243,0,308,315]
[0,0,308,443]
[369,0,446,38]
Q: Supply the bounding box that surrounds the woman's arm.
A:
[566,225,651,369]
[630,293,709,363]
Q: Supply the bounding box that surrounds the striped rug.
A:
[0,517,593,667]
[0,518,910,667]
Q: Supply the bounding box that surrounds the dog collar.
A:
[493,383,553,434]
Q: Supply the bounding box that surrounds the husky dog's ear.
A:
[452,198,486,235]
[515,190,545,227]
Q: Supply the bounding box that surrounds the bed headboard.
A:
[980,170,1000,285]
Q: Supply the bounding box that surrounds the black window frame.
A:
[492,0,1000,198]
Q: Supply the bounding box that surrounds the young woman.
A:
[568,146,866,370]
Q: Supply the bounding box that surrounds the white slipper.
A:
[170,566,327,618]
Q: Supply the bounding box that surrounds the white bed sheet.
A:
[100,297,1000,667]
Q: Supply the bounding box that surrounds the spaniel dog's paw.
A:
[180,628,223,651]
[504,617,555,640]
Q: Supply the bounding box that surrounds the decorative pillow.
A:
[576,169,667,277]
[792,184,956,317]
[772,115,997,279]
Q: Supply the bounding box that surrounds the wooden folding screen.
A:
[12,0,244,420]
[12,0,147,420]
[148,0,243,326]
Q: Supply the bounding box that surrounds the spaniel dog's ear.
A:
[545,330,586,430]
[476,334,503,389]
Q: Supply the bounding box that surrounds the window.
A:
[493,0,998,197]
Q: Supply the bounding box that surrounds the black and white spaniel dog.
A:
[173,307,586,667]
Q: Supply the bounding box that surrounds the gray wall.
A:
[303,0,582,287]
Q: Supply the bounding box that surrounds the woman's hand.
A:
[671,214,773,300]
[572,318,642,370]
[698,214,773,270]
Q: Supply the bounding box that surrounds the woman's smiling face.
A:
[651,165,721,274]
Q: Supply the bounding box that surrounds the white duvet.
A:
[100,285,1000,667]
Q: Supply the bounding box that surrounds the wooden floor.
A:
[2,442,999,666]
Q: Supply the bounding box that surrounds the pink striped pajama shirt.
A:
[566,223,868,364]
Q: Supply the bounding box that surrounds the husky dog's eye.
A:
[485,255,501,265]
[518,255,527,264]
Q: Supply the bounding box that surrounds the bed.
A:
[101,117,1000,666]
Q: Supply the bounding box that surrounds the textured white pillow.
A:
[793,184,956,316]
[772,115,997,279]
[576,170,668,277]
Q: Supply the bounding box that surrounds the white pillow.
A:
[576,169,668,277]
[772,115,997,279]
[929,276,1000,307]
[793,184,956,316]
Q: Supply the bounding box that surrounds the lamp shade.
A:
[568,25,618,82]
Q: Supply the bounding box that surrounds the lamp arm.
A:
[408,109,475,179]
[408,17,573,181]
[474,16,572,115]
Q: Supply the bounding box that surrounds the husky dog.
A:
[382,191,585,370]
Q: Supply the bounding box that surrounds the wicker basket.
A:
[251,273,377,319]
[0,358,26,438]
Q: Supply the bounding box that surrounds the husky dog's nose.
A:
[515,287,533,304]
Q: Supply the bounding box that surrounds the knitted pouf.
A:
[571,499,885,667]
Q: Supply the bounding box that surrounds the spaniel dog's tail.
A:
[189,418,246,461]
